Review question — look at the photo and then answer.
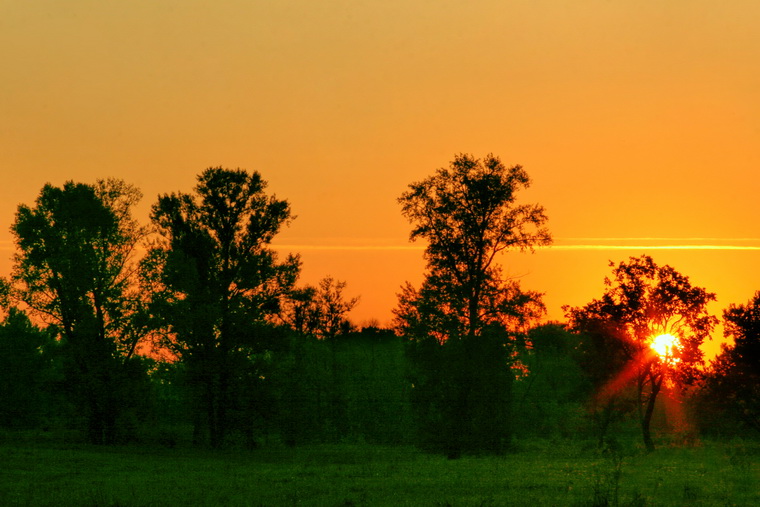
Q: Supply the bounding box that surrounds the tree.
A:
[279,276,359,340]
[7,180,147,443]
[702,292,760,434]
[272,325,413,445]
[276,277,359,440]
[563,316,635,448]
[0,308,57,428]
[145,167,300,448]
[565,255,717,451]
[394,153,551,456]
[513,323,590,441]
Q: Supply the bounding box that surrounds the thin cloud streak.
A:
[271,238,760,252]
[272,244,425,251]
[551,237,760,251]
[561,237,760,242]
[547,245,760,251]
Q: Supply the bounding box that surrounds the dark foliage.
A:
[276,327,412,446]
[565,255,717,451]
[395,153,550,456]
[406,324,514,456]
[145,167,300,448]
[1,169,757,453]
[7,180,148,443]
[278,276,359,340]
[512,323,590,440]
[698,292,760,435]
[0,309,57,428]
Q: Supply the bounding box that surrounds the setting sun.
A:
[650,333,680,359]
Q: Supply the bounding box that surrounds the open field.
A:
[0,438,757,506]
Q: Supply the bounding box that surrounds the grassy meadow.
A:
[0,436,757,506]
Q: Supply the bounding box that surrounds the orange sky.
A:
[2,1,759,356]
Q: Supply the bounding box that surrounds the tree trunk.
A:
[207,381,221,448]
[446,375,470,459]
[88,399,104,445]
[192,407,204,446]
[596,401,614,449]
[216,363,230,449]
[641,375,662,452]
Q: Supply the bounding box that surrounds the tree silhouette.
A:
[276,277,359,439]
[0,307,57,428]
[395,153,550,456]
[513,323,592,441]
[563,316,634,448]
[7,180,147,443]
[703,292,760,434]
[145,167,299,448]
[279,276,359,340]
[565,255,717,451]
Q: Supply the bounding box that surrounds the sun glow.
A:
[650,333,679,359]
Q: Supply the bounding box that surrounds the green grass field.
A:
[0,437,757,506]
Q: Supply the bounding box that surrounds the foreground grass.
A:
[0,438,757,506]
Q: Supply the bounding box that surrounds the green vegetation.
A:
[0,439,757,506]
[396,154,550,456]
[0,159,758,506]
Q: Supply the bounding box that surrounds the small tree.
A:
[395,153,550,456]
[279,277,359,340]
[277,277,359,440]
[565,255,717,451]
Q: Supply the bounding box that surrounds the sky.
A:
[2,1,759,355]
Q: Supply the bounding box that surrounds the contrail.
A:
[549,237,760,251]
[560,237,760,242]
[546,244,760,251]
[271,238,760,252]
[272,244,425,251]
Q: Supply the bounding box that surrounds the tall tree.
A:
[394,153,551,456]
[7,180,146,443]
[565,255,717,451]
[145,167,299,448]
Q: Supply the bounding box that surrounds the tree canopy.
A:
[395,153,551,341]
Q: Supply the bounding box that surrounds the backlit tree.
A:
[395,153,550,456]
[145,167,300,448]
[703,292,760,434]
[565,255,717,451]
[8,179,147,443]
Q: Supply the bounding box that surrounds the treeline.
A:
[0,158,758,454]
